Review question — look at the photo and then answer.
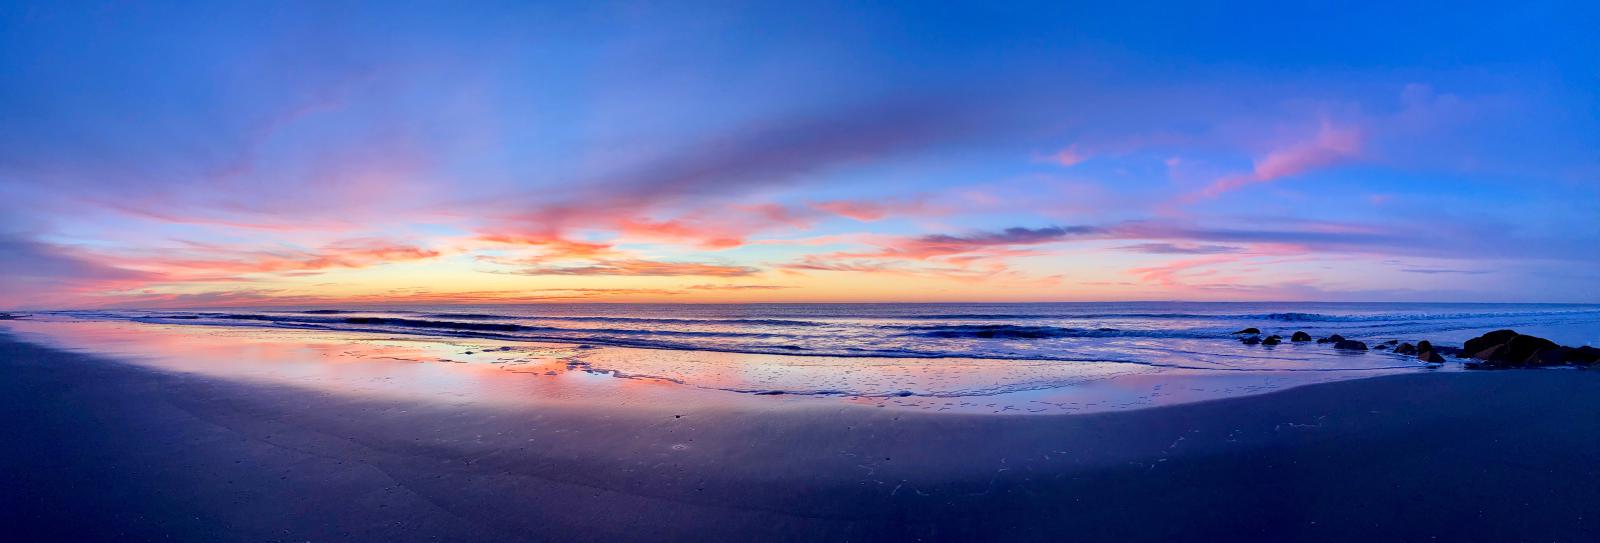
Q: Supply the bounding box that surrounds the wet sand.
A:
[0,319,1426,415]
[3,332,1599,542]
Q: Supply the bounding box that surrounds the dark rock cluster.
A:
[1227,328,1596,369]
[1458,329,1600,368]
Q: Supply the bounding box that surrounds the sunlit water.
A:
[7,303,1599,414]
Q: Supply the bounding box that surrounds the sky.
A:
[1,1,1598,309]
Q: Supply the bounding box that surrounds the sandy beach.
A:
[4,325,1598,542]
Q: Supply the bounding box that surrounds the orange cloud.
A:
[477,233,617,259]
[684,283,793,290]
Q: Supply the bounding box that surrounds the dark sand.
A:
[3,333,1598,542]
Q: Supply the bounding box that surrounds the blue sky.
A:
[1,1,1597,308]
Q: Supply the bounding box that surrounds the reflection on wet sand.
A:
[3,319,1423,414]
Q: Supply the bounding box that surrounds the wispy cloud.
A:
[845,226,1100,261]
[1049,144,1087,166]
[1116,243,1244,255]
[810,198,938,222]
[1185,120,1363,201]
[684,283,794,290]
[107,238,442,280]
[0,234,158,307]
[778,256,900,273]
[475,93,1005,249]
[487,257,759,277]
[1401,267,1491,275]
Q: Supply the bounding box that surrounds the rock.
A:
[1460,330,1519,358]
[1262,336,1281,346]
[1382,340,1400,346]
[1565,346,1600,365]
[1527,348,1571,367]
[1505,334,1559,364]
[1394,343,1418,355]
[1417,340,1433,353]
[1317,334,1346,344]
[1232,327,1261,335]
[1334,340,1368,351]
[1373,344,1389,350]
[1456,330,1561,367]
[1417,351,1447,363]
[1291,331,1312,342]
[1241,336,1263,345]
[0,313,22,320]
[1472,344,1503,361]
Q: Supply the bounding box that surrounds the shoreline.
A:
[4,331,1599,541]
[0,319,1433,415]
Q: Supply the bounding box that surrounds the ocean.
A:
[41,302,1600,374]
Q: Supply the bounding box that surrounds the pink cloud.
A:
[1188,120,1364,201]
[44,238,451,295]
[482,255,759,277]
[810,198,937,222]
[812,200,895,221]
[1050,144,1087,166]
[0,235,162,308]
